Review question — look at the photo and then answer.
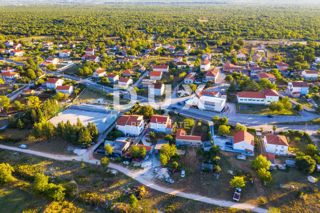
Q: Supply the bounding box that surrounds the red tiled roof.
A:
[136,144,152,152]
[122,69,133,75]
[150,115,169,124]
[153,64,168,69]
[46,78,61,84]
[150,71,162,77]
[276,62,289,67]
[291,81,308,87]
[56,85,72,90]
[95,68,106,74]
[119,77,131,83]
[206,68,218,77]
[1,72,19,77]
[237,91,265,99]
[116,115,143,126]
[185,72,196,79]
[202,59,210,65]
[153,83,164,89]
[262,89,279,97]
[303,70,318,74]
[265,134,289,146]
[234,130,254,145]
[107,73,118,78]
[60,49,71,53]
[259,72,275,79]
[176,129,202,141]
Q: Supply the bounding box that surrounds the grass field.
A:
[237,104,297,115]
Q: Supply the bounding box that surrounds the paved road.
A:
[0,144,266,213]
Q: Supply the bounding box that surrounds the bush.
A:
[0,163,15,184]
[79,191,106,206]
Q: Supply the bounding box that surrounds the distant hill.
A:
[0,0,319,6]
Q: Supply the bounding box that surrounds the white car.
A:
[18,144,28,149]
[181,170,186,178]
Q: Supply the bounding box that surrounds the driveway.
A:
[0,144,266,213]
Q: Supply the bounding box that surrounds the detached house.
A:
[85,48,95,55]
[104,137,131,157]
[12,50,24,57]
[46,78,64,90]
[118,77,133,88]
[233,130,255,156]
[45,57,59,65]
[237,89,279,105]
[184,72,196,84]
[287,81,309,97]
[149,115,172,133]
[122,69,134,77]
[116,115,145,136]
[1,72,19,81]
[58,50,71,58]
[176,129,202,147]
[263,134,289,156]
[56,85,73,95]
[276,62,289,71]
[200,59,211,71]
[258,72,276,84]
[205,68,219,83]
[149,83,165,96]
[149,71,163,81]
[93,68,106,78]
[107,73,119,83]
[153,64,169,72]
[81,54,100,63]
[301,70,319,81]
[223,62,244,73]
[1,67,15,73]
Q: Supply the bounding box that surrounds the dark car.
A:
[267,115,274,118]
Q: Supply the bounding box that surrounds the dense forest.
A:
[1,5,320,43]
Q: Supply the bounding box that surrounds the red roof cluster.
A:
[153,64,168,69]
[258,72,275,79]
[176,129,202,141]
[237,89,279,99]
[234,130,254,145]
[117,115,144,126]
[46,78,61,84]
[265,134,289,146]
[290,81,309,87]
[56,85,72,91]
[150,71,162,77]
[206,68,218,77]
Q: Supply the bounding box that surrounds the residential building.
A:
[301,70,319,81]
[1,72,19,81]
[118,77,133,88]
[205,68,219,83]
[237,52,247,60]
[1,67,15,73]
[258,72,276,84]
[85,48,95,55]
[263,134,289,156]
[104,137,131,157]
[12,50,24,57]
[153,64,169,72]
[46,78,64,90]
[287,81,309,97]
[149,115,172,133]
[141,79,156,88]
[276,62,289,71]
[81,54,100,62]
[45,57,59,65]
[107,73,119,83]
[93,68,106,78]
[149,71,163,81]
[58,50,71,58]
[200,59,211,71]
[56,85,73,94]
[116,115,145,136]
[149,83,165,96]
[176,61,188,69]
[176,129,202,146]
[223,62,244,73]
[233,130,255,156]
[122,69,134,77]
[184,72,196,84]
[236,89,279,105]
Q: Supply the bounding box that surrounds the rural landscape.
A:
[0,1,320,212]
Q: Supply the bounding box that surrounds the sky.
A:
[0,0,320,6]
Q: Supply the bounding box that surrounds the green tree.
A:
[46,183,65,201]
[0,96,10,111]
[100,157,110,169]
[252,155,271,170]
[104,144,113,155]
[27,96,41,109]
[229,176,246,188]
[33,173,49,193]
[78,128,92,147]
[217,125,230,136]
[256,168,272,184]
[296,154,316,174]
[129,194,138,208]
[0,163,15,184]
[294,104,303,111]
[235,123,247,131]
[183,118,195,130]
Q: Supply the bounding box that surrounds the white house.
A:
[184,72,196,84]
[1,72,19,81]
[205,68,219,83]
[107,73,119,83]
[185,89,226,112]
[176,61,188,69]
[81,54,100,63]
[237,89,279,105]
[45,57,60,65]
[258,72,276,84]
[118,77,133,88]
[175,129,202,147]
[58,50,71,58]
[149,71,163,81]
[153,64,169,72]
[233,130,255,156]
[263,134,289,156]
[4,40,14,47]
[149,83,165,96]
[85,48,95,55]
[276,62,289,71]
[93,68,106,78]
[149,115,172,133]
[223,62,244,73]
[301,70,319,81]
[12,50,24,57]
[56,85,73,94]
[237,52,247,60]
[46,78,64,90]
[116,115,145,136]
[1,67,15,73]
[200,59,211,71]
[287,81,309,97]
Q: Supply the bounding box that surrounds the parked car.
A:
[232,188,242,202]
[18,144,28,149]
[267,115,274,118]
[181,170,186,178]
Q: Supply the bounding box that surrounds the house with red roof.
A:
[176,129,202,146]
[45,57,60,65]
[122,69,134,77]
[223,62,244,73]
[1,72,19,81]
[301,70,319,81]
[116,115,145,136]
[236,89,279,105]
[12,50,24,57]
[287,81,309,97]
[46,78,64,90]
[263,134,289,156]
[107,73,119,83]
[58,49,71,58]
[176,61,188,69]
[149,115,172,133]
[93,68,106,78]
[81,54,100,62]
[276,62,289,71]
[1,67,15,73]
[56,85,73,95]
[200,59,211,71]
[85,48,95,55]
[184,72,196,84]
[149,71,163,81]
[233,130,255,156]
[258,72,276,84]
[118,77,133,88]
[205,68,219,83]
[152,64,169,72]
[149,83,165,96]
